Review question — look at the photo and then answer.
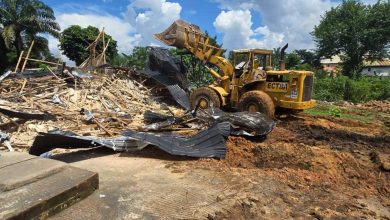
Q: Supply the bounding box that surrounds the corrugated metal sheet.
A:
[29,123,229,159]
[29,131,145,156]
[141,69,191,110]
[123,122,229,158]
[142,47,191,110]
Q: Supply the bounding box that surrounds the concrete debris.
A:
[0,70,12,82]
[0,131,13,152]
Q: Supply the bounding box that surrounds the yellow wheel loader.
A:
[155,20,316,117]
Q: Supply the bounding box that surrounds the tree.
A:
[313,0,390,77]
[272,47,281,69]
[60,25,118,66]
[127,46,148,70]
[0,0,60,56]
[170,48,214,88]
[286,52,301,69]
[109,47,148,69]
[0,29,10,72]
[294,49,319,67]
[171,31,222,88]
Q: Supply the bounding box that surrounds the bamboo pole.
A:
[47,67,61,80]
[21,40,35,72]
[102,28,106,64]
[14,50,25,73]
[23,58,63,66]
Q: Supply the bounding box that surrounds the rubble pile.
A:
[0,70,184,150]
[361,100,390,112]
[0,48,275,158]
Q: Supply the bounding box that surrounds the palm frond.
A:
[2,24,16,49]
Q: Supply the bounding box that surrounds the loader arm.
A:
[155,20,234,93]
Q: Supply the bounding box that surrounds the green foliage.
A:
[170,48,214,88]
[204,30,223,48]
[0,0,60,55]
[59,25,118,66]
[108,47,148,70]
[272,47,281,69]
[0,33,10,73]
[304,102,379,123]
[39,63,50,71]
[109,53,131,67]
[294,63,314,71]
[314,75,348,101]
[126,47,148,70]
[274,49,319,70]
[314,74,390,103]
[294,49,320,68]
[313,0,390,77]
[286,52,301,69]
[315,69,330,79]
[169,31,222,88]
[328,106,341,117]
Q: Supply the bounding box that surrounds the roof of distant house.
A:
[320,55,342,64]
[363,59,390,67]
[321,55,390,67]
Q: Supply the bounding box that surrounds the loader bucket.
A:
[155,20,204,49]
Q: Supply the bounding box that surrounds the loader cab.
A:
[232,49,273,74]
[232,49,273,81]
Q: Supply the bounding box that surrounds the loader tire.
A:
[190,87,221,110]
[238,91,275,118]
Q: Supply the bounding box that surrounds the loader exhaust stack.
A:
[279,43,288,71]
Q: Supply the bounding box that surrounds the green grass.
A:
[304,102,378,123]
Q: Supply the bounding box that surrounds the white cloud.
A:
[123,0,181,45]
[48,13,139,66]
[214,0,335,50]
[214,10,284,50]
[49,0,182,66]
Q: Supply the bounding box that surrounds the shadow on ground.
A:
[52,146,198,163]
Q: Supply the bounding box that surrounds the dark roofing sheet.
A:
[29,122,229,159]
[0,107,56,121]
[123,122,229,158]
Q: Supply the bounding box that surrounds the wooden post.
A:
[14,50,25,73]
[102,28,106,64]
[23,58,63,66]
[21,40,35,72]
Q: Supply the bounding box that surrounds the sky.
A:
[44,0,379,62]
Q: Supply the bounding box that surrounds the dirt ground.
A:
[164,107,390,219]
[2,102,389,219]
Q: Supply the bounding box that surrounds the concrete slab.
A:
[0,152,99,220]
[49,148,240,219]
[0,152,35,169]
[0,156,67,191]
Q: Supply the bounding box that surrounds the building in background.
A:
[362,59,390,76]
[320,55,390,77]
[320,55,342,74]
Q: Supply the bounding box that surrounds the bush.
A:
[328,106,341,117]
[313,74,390,103]
[314,76,348,102]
